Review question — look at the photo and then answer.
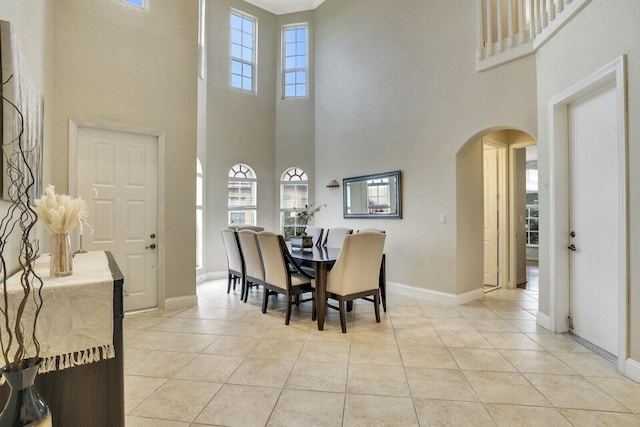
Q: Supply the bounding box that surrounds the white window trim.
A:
[282,22,309,99]
[113,0,148,12]
[230,9,258,94]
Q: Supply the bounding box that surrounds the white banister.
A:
[477,0,591,72]
[486,0,493,56]
[508,0,514,48]
[477,0,484,59]
[497,0,503,52]
[518,0,526,44]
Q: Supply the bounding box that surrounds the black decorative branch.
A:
[0,75,43,370]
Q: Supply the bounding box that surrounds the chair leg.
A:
[227,274,232,294]
[312,292,317,321]
[339,297,347,333]
[243,280,250,303]
[262,288,269,313]
[374,291,381,323]
[285,294,292,325]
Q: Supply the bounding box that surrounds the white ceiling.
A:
[243,0,326,15]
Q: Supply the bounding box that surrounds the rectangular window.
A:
[283,24,308,98]
[230,10,256,92]
[119,0,145,9]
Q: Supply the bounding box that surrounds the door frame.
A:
[508,140,536,290]
[548,56,627,372]
[482,139,508,289]
[68,118,167,309]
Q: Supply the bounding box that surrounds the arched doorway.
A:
[456,128,537,293]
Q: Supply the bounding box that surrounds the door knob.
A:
[569,231,576,238]
[146,244,156,249]
[567,244,576,251]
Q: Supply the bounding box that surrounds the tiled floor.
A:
[123,280,640,426]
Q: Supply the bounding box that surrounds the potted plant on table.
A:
[290,202,325,250]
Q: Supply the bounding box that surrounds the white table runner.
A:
[1,251,114,373]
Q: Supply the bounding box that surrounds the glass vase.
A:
[0,357,52,426]
[50,234,72,277]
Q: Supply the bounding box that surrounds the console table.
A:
[0,251,124,427]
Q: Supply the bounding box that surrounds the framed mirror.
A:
[343,170,401,219]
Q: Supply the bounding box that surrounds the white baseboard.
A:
[196,271,226,284]
[536,311,551,331]
[625,358,640,383]
[387,282,484,305]
[164,294,198,311]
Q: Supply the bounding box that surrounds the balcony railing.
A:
[477,0,591,71]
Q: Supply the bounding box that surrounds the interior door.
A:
[568,81,618,356]
[483,144,499,287]
[77,127,158,312]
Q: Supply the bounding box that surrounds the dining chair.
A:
[357,228,385,234]
[235,225,265,232]
[356,228,387,312]
[323,227,353,248]
[236,229,265,302]
[220,228,245,296]
[256,231,316,325]
[304,226,324,247]
[318,232,386,333]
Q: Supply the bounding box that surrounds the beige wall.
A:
[0,0,55,273]
[313,0,537,295]
[53,0,198,300]
[536,0,640,361]
[205,0,281,274]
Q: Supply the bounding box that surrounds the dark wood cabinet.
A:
[0,251,125,427]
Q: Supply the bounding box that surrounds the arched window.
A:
[228,163,257,226]
[280,167,308,239]
[196,159,203,269]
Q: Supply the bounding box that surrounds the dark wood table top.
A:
[289,246,341,263]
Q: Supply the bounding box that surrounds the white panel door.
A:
[483,144,499,287]
[77,127,158,312]
[568,81,618,356]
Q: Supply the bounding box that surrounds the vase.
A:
[50,234,72,277]
[0,357,52,426]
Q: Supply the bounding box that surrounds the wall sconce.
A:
[326,179,340,188]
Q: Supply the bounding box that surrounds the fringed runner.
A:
[1,251,114,375]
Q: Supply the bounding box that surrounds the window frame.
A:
[282,23,309,99]
[115,0,147,11]
[230,9,257,93]
[196,159,204,269]
[198,0,206,80]
[279,167,309,239]
[228,163,257,226]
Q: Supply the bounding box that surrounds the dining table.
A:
[290,245,341,330]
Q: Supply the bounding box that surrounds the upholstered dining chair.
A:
[256,231,316,325]
[236,229,265,302]
[318,232,386,333]
[356,228,387,312]
[357,228,385,234]
[304,226,324,247]
[221,228,245,296]
[323,227,353,248]
[235,225,265,232]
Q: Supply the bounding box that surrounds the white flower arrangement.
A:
[33,185,88,235]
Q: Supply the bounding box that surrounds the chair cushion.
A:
[291,273,311,288]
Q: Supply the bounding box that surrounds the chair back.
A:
[256,232,288,292]
[323,227,353,248]
[236,229,264,281]
[304,226,324,247]
[221,228,243,273]
[357,228,385,234]
[235,225,265,232]
[327,232,386,295]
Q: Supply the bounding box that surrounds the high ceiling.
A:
[243,0,326,15]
